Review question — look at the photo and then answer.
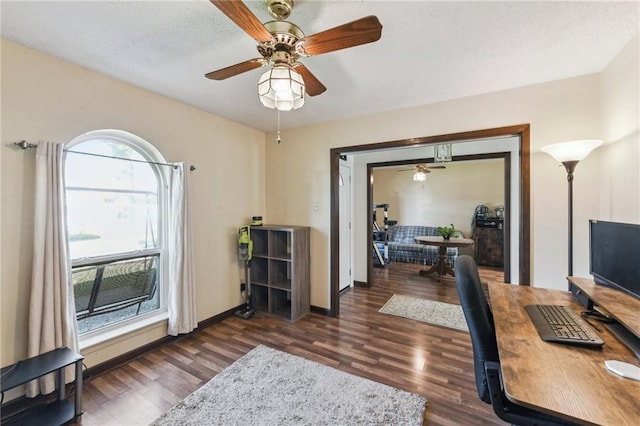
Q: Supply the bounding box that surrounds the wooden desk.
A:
[414,236,473,280]
[488,282,640,425]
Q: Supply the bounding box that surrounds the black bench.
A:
[72,256,157,320]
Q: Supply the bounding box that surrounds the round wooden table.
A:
[414,236,474,280]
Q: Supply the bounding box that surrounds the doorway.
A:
[339,162,352,291]
[329,124,531,317]
[368,152,511,286]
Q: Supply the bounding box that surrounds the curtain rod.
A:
[13,140,195,171]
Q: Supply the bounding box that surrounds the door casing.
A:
[329,124,530,317]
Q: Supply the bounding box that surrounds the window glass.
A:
[66,139,159,259]
[65,135,165,336]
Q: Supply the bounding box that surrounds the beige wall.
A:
[600,34,640,223]
[0,39,266,369]
[265,34,639,306]
[266,74,597,307]
[1,31,638,373]
[373,159,505,237]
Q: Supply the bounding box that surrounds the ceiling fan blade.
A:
[210,0,274,43]
[429,165,447,169]
[397,168,430,173]
[205,58,266,80]
[298,15,382,56]
[293,64,327,96]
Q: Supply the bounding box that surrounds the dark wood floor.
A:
[76,262,507,425]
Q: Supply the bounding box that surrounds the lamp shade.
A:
[413,171,427,182]
[258,64,305,111]
[541,139,603,163]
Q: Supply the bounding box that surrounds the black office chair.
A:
[454,255,579,426]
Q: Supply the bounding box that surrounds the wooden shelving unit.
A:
[250,225,310,322]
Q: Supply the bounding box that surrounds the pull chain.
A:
[276,109,282,144]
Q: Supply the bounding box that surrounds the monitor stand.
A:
[570,282,593,310]
[569,276,640,360]
[604,322,640,360]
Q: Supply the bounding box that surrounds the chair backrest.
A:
[454,255,500,403]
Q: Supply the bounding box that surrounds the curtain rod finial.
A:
[15,140,37,150]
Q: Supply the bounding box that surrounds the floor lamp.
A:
[542,139,603,289]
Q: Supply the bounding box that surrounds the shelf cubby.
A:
[250,257,268,284]
[270,230,292,260]
[251,284,269,311]
[271,288,292,318]
[251,228,268,257]
[270,259,291,290]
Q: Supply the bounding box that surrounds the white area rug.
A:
[150,345,427,425]
[379,294,469,332]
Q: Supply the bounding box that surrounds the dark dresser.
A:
[474,218,504,267]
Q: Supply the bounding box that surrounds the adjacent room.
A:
[2,1,639,425]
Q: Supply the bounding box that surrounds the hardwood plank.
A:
[75,262,506,426]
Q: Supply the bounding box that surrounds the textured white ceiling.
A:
[1,1,638,132]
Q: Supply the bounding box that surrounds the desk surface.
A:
[488,282,640,425]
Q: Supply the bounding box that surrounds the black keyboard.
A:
[525,304,604,348]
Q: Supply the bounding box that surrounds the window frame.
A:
[65,129,170,343]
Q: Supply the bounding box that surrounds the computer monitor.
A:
[589,219,640,300]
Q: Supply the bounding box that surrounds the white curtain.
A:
[168,163,197,335]
[27,141,79,397]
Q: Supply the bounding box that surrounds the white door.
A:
[339,164,352,291]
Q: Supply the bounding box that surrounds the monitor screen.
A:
[589,220,640,300]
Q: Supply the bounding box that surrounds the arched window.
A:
[65,130,168,337]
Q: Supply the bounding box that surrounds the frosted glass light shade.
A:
[258,64,305,111]
[541,139,603,163]
[413,171,427,182]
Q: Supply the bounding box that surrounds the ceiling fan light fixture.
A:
[413,171,427,182]
[258,64,305,111]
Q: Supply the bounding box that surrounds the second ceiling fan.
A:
[398,163,446,182]
[398,164,447,173]
[206,0,383,110]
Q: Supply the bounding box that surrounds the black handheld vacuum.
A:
[235,226,255,319]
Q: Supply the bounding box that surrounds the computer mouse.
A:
[604,360,640,381]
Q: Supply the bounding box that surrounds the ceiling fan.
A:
[397,164,446,173]
[206,0,383,110]
[398,164,446,182]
